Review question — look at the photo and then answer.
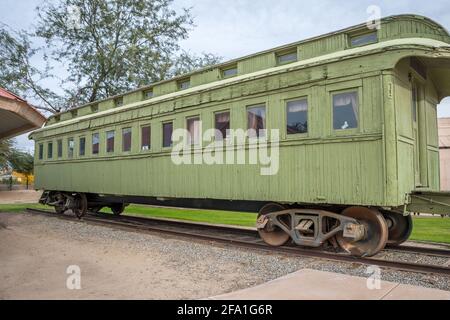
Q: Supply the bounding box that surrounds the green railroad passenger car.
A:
[31,15,450,257]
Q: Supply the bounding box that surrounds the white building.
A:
[439,118,450,191]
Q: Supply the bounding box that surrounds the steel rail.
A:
[94,211,450,258]
[24,208,450,276]
[385,244,450,258]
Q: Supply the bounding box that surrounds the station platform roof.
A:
[0,88,46,139]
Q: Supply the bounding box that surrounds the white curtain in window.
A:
[248,107,266,131]
[216,112,229,124]
[334,92,358,117]
[188,118,200,145]
[287,99,308,113]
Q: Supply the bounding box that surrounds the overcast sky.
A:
[1,0,450,152]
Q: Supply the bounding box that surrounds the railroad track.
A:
[25,208,450,276]
[385,244,450,258]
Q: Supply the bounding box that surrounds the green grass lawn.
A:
[1,203,449,244]
[104,204,257,227]
[410,216,450,244]
[0,203,47,213]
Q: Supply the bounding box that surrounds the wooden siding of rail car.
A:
[43,15,450,127]
[32,64,386,206]
[392,58,440,204]
[34,142,385,206]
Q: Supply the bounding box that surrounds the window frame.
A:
[67,137,75,158]
[106,130,115,153]
[140,124,152,152]
[284,96,309,138]
[186,115,201,146]
[144,89,154,99]
[348,31,378,48]
[214,110,231,141]
[221,65,238,78]
[114,97,124,107]
[276,49,298,65]
[331,88,361,135]
[246,104,267,139]
[57,139,63,158]
[38,143,44,160]
[92,132,100,155]
[178,78,191,91]
[47,141,53,159]
[122,127,132,153]
[79,136,86,157]
[162,121,174,149]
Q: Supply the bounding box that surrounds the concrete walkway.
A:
[209,269,450,300]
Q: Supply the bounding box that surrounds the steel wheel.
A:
[336,207,388,257]
[52,192,65,214]
[73,193,88,219]
[382,211,413,246]
[257,203,291,247]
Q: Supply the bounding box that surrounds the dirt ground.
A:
[0,190,42,204]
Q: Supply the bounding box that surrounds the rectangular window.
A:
[122,127,132,152]
[247,105,266,138]
[222,67,238,78]
[144,90,154,99]
[57,139,63,158]
[277,50,297,65]
[141,125,151,150]
[333,91,358,130]
[106,130,115,153]
[350,32,377,47]
[215,111,230,140]
[115,97,123,107]
[68,138,74,158]
[178,79,190,90]
[162,122,173,148]
[79,137,86,156]
[71,110,78,118]
[47,142,53,159]
[91,104,98,113]
[287,99,308,134]
[92,133,99,155]
[187,117,201,145]
[38,143,43,160]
